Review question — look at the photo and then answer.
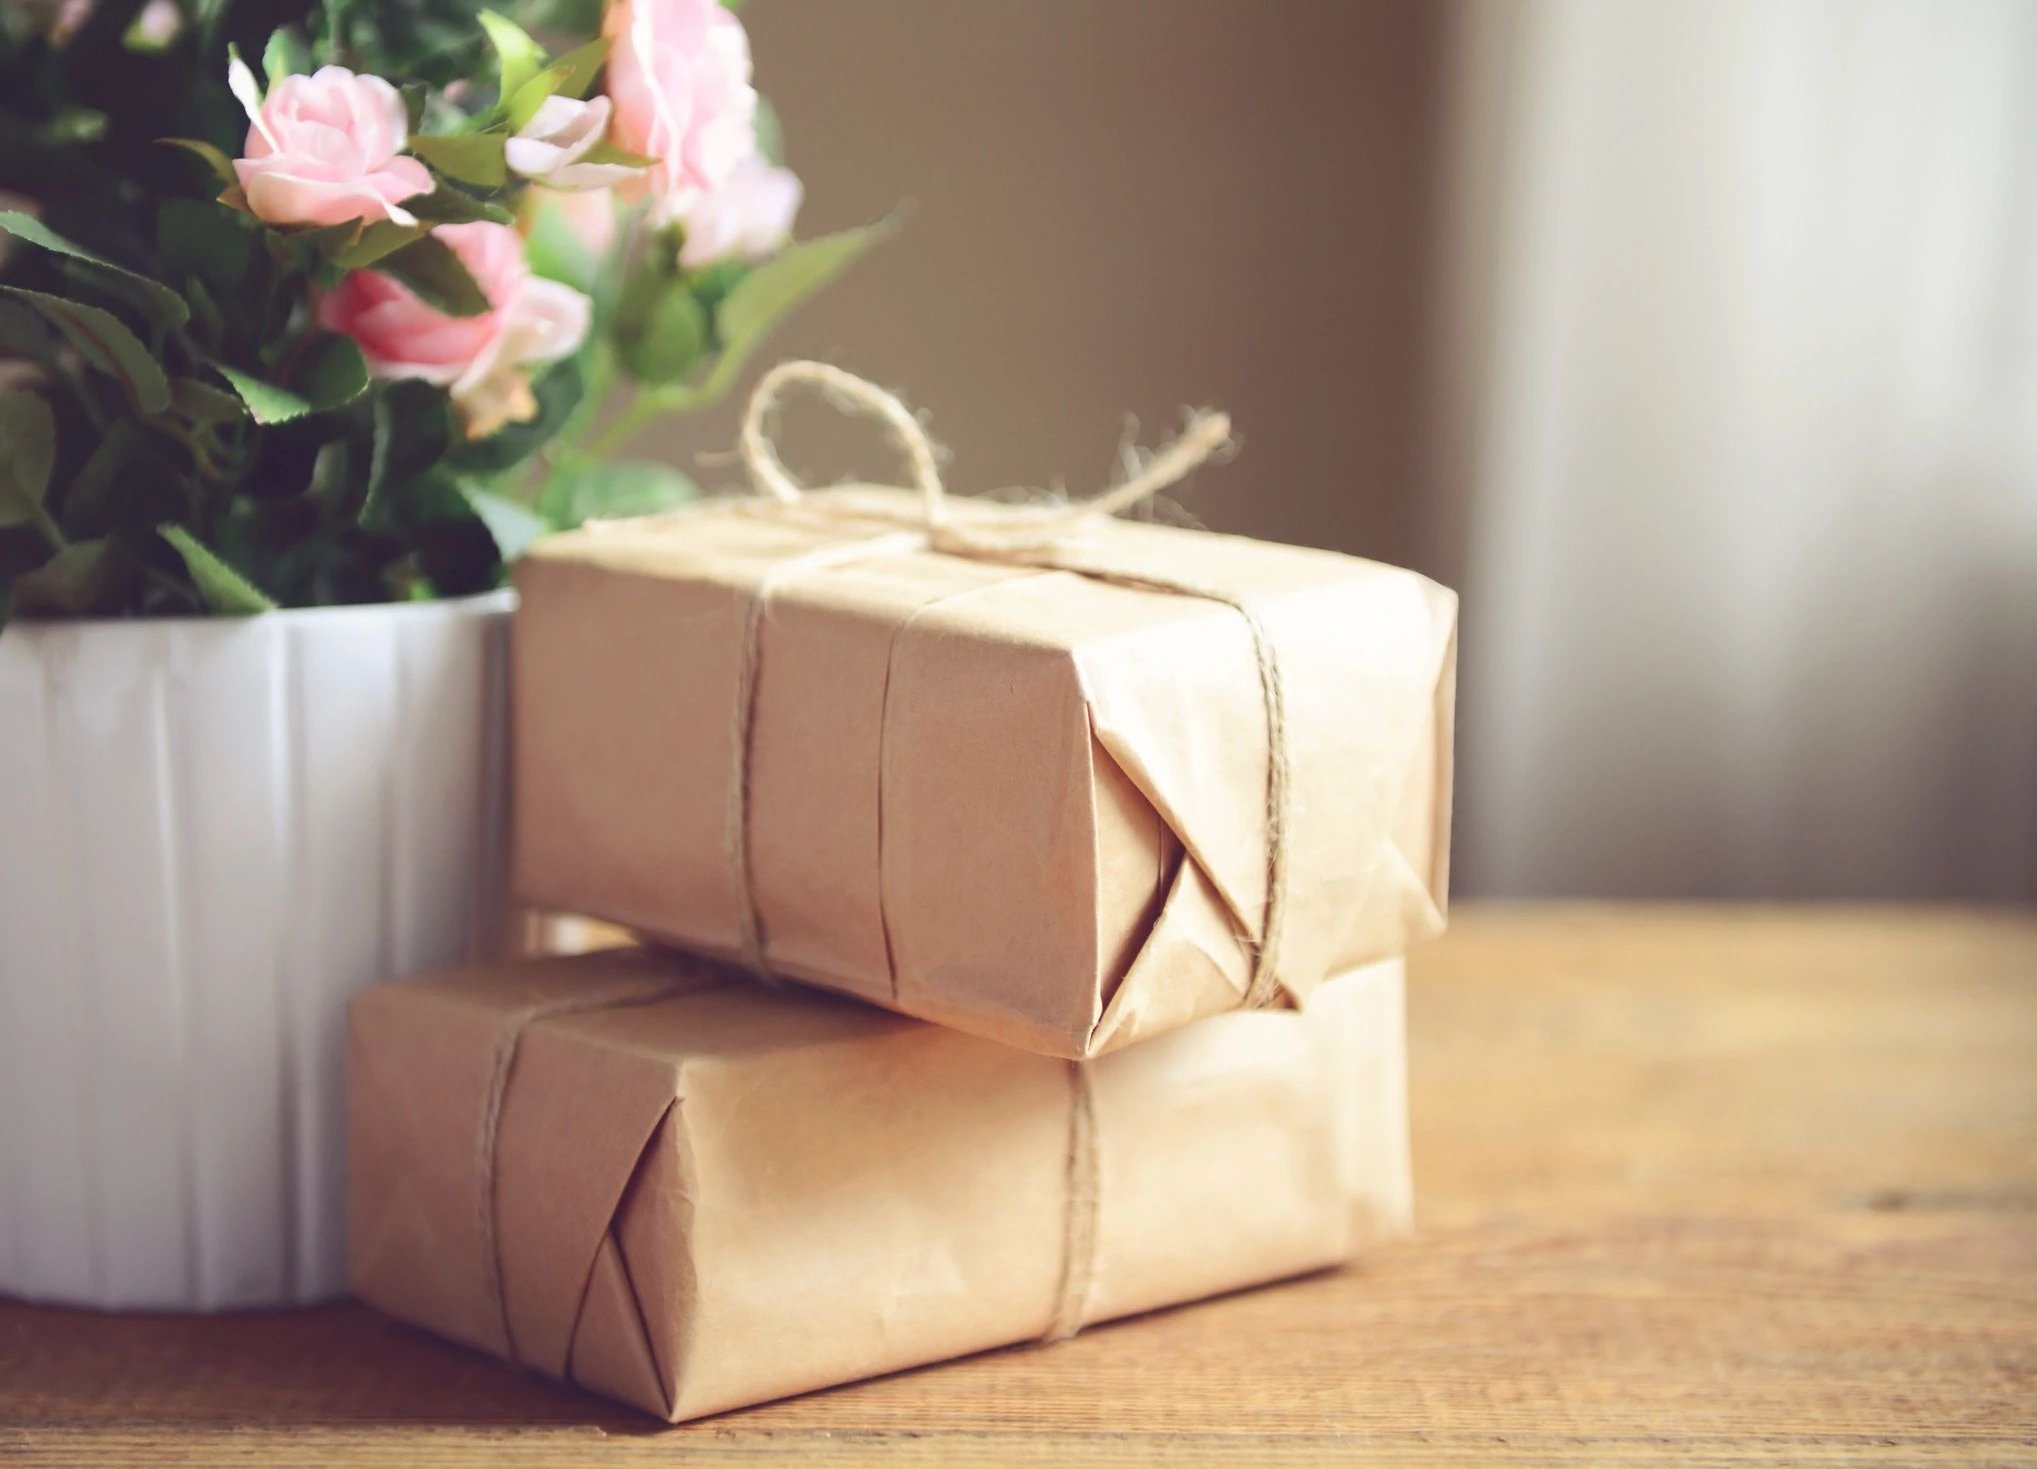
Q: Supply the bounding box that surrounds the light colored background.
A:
[640,0,2037,902]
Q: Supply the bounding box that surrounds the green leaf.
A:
[503,38,610,131]
[185,277,225,342]
[576,140,657,170]
[539,458,697,530]
[460,483,546,562]
[296,333,373,408]
[306,438,353,513]
[502,70,560,134]
[158,525,277,613]
[0,287,172,415]
[408,134,508,189]
[686,258,748,313]
[272,218,367,269]
[362,380,454,528]
[158,138,240,187]
[477,11,546,104]
[399,81,432,133]
[332,220,426,270]
[380,234,491,317]
[616,274,709,386]
[264,26,312,83]
[0,210,190,329]
[64,419,149,534]
[170,377,249,427]
[755,94,784,165]
[213,370,306,425]
[215,333,369,424]
[11,540,134,615]
[400,474,506,597]
[548,37,611,101]
[407,187,515,227]
[0,391,56,529]
[158,200,257,296]
[690,220,891,405]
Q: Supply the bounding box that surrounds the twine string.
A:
[598,360,1283,1344]
[724,361,1283,1002]
[476,975,707,1366]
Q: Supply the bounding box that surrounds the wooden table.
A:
[4,906,2035,1465]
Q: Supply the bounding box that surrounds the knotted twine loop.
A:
[737,359,1238,557]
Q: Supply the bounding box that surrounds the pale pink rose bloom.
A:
[603,0,759,220]
[319,221,591,439]
[678,158,801,269]
[232,63,434,229]
[506,95,639,190]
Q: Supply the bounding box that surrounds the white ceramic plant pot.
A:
[0,591,513,1311]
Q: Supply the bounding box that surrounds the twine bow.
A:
[737,359,1236,556]
[721,362,1290,1023]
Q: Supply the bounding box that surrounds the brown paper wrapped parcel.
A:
[348,948,1411,1423]
[513,486,1456,1059]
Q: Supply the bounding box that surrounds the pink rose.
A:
[318,221,591,439]
[678,158,800,269]
[506,96,639,190]
[603,0,759,220]
[231,62,434,229]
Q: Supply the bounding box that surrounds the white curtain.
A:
[1434,0,2037,899]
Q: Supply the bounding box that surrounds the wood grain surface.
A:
[4,905,2034,1465]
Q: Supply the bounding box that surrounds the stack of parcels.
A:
[348,492,1457,1422]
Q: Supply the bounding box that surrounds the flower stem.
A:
[587,389,687,459]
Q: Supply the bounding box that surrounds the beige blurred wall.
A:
[637,0,1443,574]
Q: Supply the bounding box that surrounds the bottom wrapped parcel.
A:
[348,949,1410,1422]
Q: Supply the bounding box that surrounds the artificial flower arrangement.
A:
[0,0,880,630]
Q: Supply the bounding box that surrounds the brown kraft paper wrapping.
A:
[348,948,1411,1424]
[513,494,1457,1058]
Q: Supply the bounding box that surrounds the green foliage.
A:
[0,6,557,618]
[159,523,277,611]
[476,12,546,104]
[705,223,892,395]
[0,390,58,528]
[0,0,885,622]
[611,219,896,409]
[378,234,493,317]
[615,264,710,385]
[540,457,698,529]
[217,334,369,423]
[408,134,508,189]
